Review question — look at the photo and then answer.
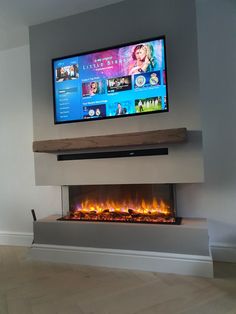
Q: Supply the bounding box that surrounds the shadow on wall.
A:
[176,183,236,222]
[208,220,236,246]
[209,219,236,263]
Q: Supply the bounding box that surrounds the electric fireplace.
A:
[58,184,181,224]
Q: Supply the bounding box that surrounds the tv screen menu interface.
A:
[53,37,168,123]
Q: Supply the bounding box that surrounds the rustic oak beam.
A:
[33,128,187,153]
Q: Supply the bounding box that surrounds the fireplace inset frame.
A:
[59,183,180,225]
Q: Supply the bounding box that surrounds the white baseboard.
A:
[0,231,33,247]
[210,243,236,263]
[31,244,213,278]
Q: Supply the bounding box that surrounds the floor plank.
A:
[0,246,236,314]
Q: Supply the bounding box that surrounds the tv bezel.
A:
[52,35,169,125]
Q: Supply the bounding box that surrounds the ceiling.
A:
[0,0,124,51]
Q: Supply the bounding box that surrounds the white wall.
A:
[177,0,236,259]
[0,44,61,243]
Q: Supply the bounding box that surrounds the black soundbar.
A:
[57,147,168,161]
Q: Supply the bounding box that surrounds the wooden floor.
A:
[0,246,236,314]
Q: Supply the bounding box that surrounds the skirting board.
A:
[0,231,33,246]
[210,243,236,263]
[31,244,213,278]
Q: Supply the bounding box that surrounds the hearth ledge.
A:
[31,215,213,277]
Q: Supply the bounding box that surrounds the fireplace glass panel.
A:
[59,184,179,224]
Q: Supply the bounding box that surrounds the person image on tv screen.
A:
[73,64,79,78]
[115,103,126,115]
[129,44,157,75]
[138,100,144,112]
[114,79,120,88]
[119,77,126,86]
[69,65,77,79]
[57,67,69,81]
[89,82,99,96]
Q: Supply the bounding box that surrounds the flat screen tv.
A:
[52,36,168,124]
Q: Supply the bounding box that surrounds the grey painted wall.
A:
[30,0,203,185]
[177,0,236,246]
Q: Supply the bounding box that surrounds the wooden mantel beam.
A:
[33,128,187,153]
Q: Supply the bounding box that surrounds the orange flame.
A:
[75,197,171,216]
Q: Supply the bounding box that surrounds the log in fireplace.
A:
[58,184,181,225]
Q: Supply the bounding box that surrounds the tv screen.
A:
[52,36,168,124]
